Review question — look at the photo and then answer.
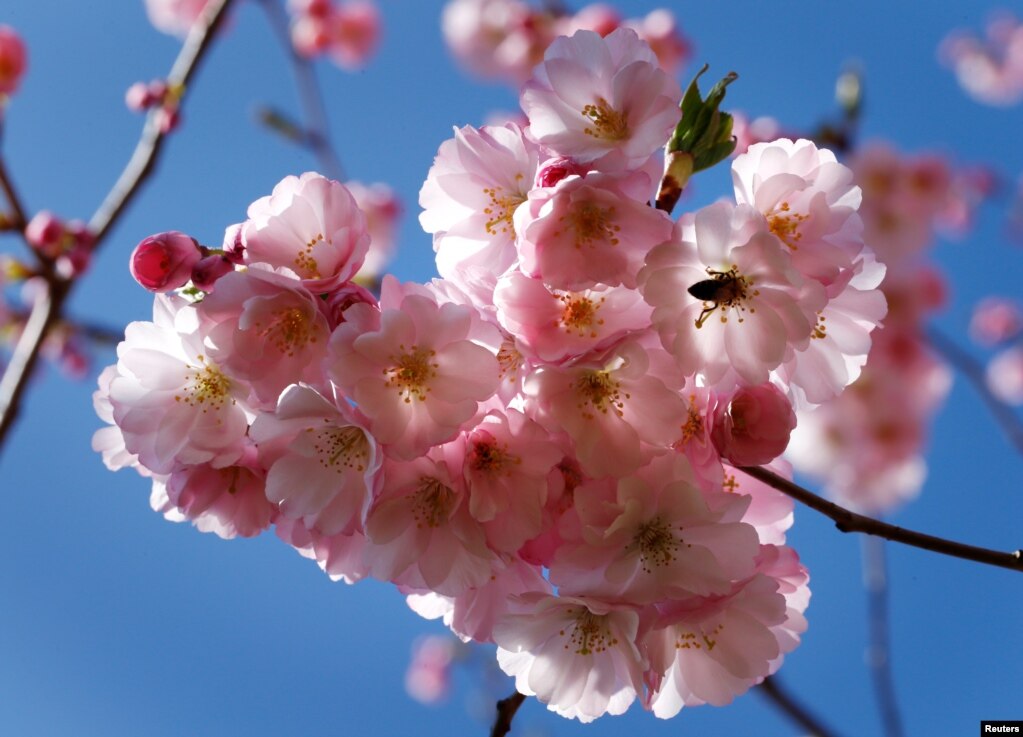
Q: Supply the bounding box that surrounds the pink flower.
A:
[458,409,562,552]
[523,337,685,478]
[640,203,825,390]
[442,0,558,84]
[363,451,497,595]
[276,517,370,583]
[419,123,539,288]
[939,11,1023,106]
[970,297,1023,346]
[129,231,202,293]
[405,635,456,704]
[644,545,809,715]
[144,0,212,37]
[549,454,760,603]
[328,285,500,460]
[24,211,65,254]
[199,267,332,407]
[521,29,682,170]
[711,383,796,467]
[156,458,276,539]
[493,271,651,364]
[0,26,27,96]
[242,172,370,292]
[250,385,382,535]
[516,171,674,291]
[722,462,794,546]
[325,1,380,69]
[988,346,1023,405]
[106,295,253,475]
[732,139,865,285]
[494,593,645,722]
[406,558,552,643]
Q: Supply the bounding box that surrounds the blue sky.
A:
[1,2,1022,736]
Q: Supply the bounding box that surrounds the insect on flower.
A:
[687,266,754,328]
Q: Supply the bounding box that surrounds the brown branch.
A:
[862,537,904,737]
[740,466,1023,573]
[255,0,345,181]
[758,676,843,737]
[88,0,234,244]
[926,325,1023,457]
[0,153,28,230]
[0,0,234,459]
[489,691,525,737]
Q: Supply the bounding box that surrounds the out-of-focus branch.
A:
[89,0,233,243]
[255,0,345,181]
[926,325,1023,457]
[862,537,904,737]
[740,466,1023,573]
[0,153,28,231]
[0,0,234,458]
[489,691,525,737]
[758,676,843,737]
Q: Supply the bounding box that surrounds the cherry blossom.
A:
[129,231,202,293]
[419,123,539,287]
[494,593,646,722]
[144,0,211,37]
[521,29,682,170]
[241,172,370,292]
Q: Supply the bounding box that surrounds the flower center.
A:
[690,266,759,329]
[575,369,625,418]
[482,178,525,237]
[177,355,232,410]
[630,516,683,573]
[255,307,316,357]
[410,477,456,529]
[562,609,617,656]
[294,232,326,279]
[558,293,605,337]
[674,624,724,652]
[569,202,621,248]
[468,432,519,476]
[497,337,523,385]
[384,345,438,403]
[811,311,827,339]
[767,202,808,250]
[311,425,369,473]
[676,399,705,445]
[581,97,629,141]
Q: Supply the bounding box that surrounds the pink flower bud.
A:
[157,106,180,133]
[190,254,234,292]
[324,281,377,327]
[534,157,586,188]
[221,222,246,264]
[129,231,201,293]
[711,383,797,466]
[0,26,28,96]
[125,82,152,112]
[24,211,65,253]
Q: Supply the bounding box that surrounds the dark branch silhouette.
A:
[739,466,1023,573]
[758,676,843,737]
[490,691,525,737]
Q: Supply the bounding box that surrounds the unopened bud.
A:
[129,231,202,293]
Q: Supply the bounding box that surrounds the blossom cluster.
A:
[787,144,986,512]
[143,0,380,69]
[94,29,888,722]
[443,0,689,84]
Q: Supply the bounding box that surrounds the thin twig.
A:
[739,466,1023,573]
[926,325,1023,457]
[89,0,234,243]
[758,676,842,737]
[489,691,525,737]
[862,537,904,737]
[0,0,234,458]
[0,153,28,230]
[256,0,345,181]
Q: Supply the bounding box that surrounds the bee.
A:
[687,267,753,328]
